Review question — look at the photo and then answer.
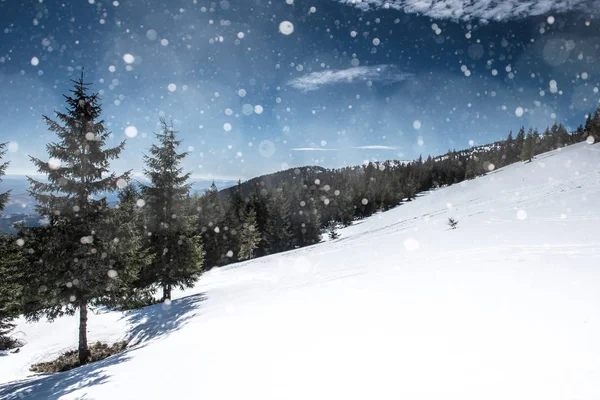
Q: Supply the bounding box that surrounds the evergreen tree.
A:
[264,187,292,254]
[503,131,513,162]
[140,118,204,301]
[0,142,10,216]
[238,209,260,260]
[0,235,23,350]
[24,72,136,364]
[587,106,600,143]
[0,147,20,349]
[328,221,339,240]
[521,132,535,162]
[105,184,154,309]
[222,181,246,261]
[515,126,526,162]
[195,182,226,267]
[290,188,321,247]
[336,186,355,226]
[247,186,269,257]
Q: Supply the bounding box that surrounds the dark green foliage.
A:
[263,188,293,254]
[139,118,204,301]
[521,133,535,162]
[447,217,458,230]
[193,182,227,267]
[238,209,261,260]
[328,221,339,240]
[0,144,20,348]
[22,72,137,365]
[585,106,600,143]
[0,142,10,216]
[0,235,24,350]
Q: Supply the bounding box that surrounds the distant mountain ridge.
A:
[0,175,236,233]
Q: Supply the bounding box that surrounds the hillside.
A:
[1,141,599,400]
[218,165,328,198]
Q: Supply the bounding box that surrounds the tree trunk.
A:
[78,299,89,365]
[162,284,171,301]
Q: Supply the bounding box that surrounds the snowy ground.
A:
[1,142,600,400]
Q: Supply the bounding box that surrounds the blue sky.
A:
[0,0,598,181]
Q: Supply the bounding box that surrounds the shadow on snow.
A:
[0,293,207,399]
[124,292,207,347]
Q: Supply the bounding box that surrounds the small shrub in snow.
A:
[0,333,24,351]
[447,217,459,230]
[30,341,128,373]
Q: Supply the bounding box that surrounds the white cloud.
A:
[287,65,413,92]
[353,145,399,150]
[334,0,597,21]
[291,148,338,151]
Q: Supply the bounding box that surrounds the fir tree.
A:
[0,235,23,350]
[0,142,10,216]
[140,118,203,301]
[587,106,600,143]
[23,72,136,365]
[328,221,339,240]
[238,209,261,260]
[0,147,20,349]
[195,182,226,267]
[222,181,246,261]
[521,133,535,162]
[264,187,292,254]
[515,126,526,162]
[106,184,154,309]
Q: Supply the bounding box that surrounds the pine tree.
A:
[0,146,20,349]
[238,209,261,260]
[0,143,10,216]
[587,106,600,143]
[336,186,355,226]
[23,72,137,365]
[222,181,246,262]
[140,118,203,301]
[105,184,154,310]
[521,133,535,162]
[0,235,23,350]
[328,221,339,240]
[515,126,526,162]
[264,187,292,254]
[196,182,226,267]
[503,131,513,162]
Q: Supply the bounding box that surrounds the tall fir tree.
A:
[140,118,203,301]
[0,142,10,216]
[104,184,154,309]
[222,181,246,261]
[0,144,20,349]
[515,126,526,162]
[264,187,293,254]
[521,133,535,162]
[238,209,261,260]
[0,235,23,350]
[23,72,137,364]
[195,182,226,267]
[587,106,600,143]
[327,221,339,240]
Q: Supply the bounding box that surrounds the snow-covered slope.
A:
[1,142,600,400]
